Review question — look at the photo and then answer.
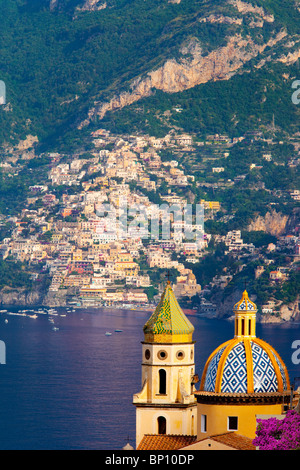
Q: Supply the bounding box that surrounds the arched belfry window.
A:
[159,369,166,395]
[158,416,166,435]
[241,318,245,336]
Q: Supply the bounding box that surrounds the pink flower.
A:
[253,411,300,450]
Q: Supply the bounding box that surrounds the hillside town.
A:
[0,128,299,319]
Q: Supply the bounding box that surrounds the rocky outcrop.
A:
[43,290,68,308]
[211,287,300,323]
[199,14,243,25]
[279,297,300,322]
[285,208,300,234]
[0,287,44,306]
[17,135,38,151]
[229,0,275,22]
[212,288,244,318]
[79,29,289,128]
[0,286,69,308]
[76,0,107,12]
[49,0,59,11]
[50,0,107,12]
[247,210,289,237]
[278,48,300,66]
[260,297,300,323]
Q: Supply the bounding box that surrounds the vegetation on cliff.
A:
[0,0,300,149]
[0,260,32,290]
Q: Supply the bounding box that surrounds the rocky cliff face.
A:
[0,286,68,308]
[213,289,300,323]
[76,0,107,12]
[0,287,45,307]
[260,296,300,323]
[280,297,300,322]
[82,31,299,127]
[230,0,275,22]
[78,0,300,128]
[43,290,68,308]
[50,0,110,11]
[247,210,289,237]
[285,208,300,234]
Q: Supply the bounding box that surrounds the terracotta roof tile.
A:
[137,434,197,450]
[209,432,256,450]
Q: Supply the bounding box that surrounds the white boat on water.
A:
[52,327,59,331]
[27,314,38,319]
[7,312,26,316]
[0,310,7,313]
[105,332,112,336]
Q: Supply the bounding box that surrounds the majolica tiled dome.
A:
[200,337,290,394]
[199,290,290,394]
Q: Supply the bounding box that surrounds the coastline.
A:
[0,302,299,324]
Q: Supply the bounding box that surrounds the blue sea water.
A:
[0,307,299,450]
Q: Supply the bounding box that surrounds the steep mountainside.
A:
[0,0,300,149]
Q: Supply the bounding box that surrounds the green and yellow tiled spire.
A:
[143,282,194,343]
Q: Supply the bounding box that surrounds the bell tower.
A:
[133,282,198,449]
[234,290,257,339]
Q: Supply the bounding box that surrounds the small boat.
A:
[105,332,112,336]
[52,327,59,331]
[115,329,123,332]
[7,312,26,316]
[4,319,8,324]
[28,314,38,319]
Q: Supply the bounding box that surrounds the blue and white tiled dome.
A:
[200,290,290,395]
[200,337,290,394]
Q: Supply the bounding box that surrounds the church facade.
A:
[133,284,293,449]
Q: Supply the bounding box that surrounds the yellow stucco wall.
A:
[197,402,284,440]
[136,405,197,449]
